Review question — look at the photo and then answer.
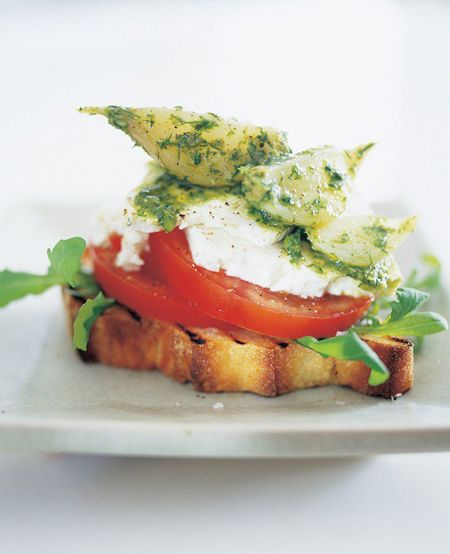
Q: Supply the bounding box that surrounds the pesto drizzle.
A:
[279,226,398,291]
[305,246,395,291]
[282,229,304,264]
[132,169,284,234]
[133,172,240,232]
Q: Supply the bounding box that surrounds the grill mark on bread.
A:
[128,309,141,322]
[77,348,96,364]
[184,328,207,345]
[63,289,414,398]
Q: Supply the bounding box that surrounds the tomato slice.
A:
[91,236,229,328]
[150,229,372,338]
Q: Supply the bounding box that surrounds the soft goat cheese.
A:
[128,195,285,246]
[185,226,365,298]
[92,193,371,297]
[91,206,151,271]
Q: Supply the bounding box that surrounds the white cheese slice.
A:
[128,195,285,246]
[185,226,366,298]
[115,230,149,271]
[91,193,372,297]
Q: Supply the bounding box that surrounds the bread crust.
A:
[63,289,414,398]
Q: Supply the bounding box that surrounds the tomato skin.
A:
[91,237,230,328]
[150,229,372,339]
[92,231,372,339]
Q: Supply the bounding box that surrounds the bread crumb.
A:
[175,402,181,407]
[335,400,346,406]
[213,402,224,410]
[390,393,403,401]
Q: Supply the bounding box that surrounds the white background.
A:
[1,0,449,552]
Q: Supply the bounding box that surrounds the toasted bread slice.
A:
[63,289,413,398]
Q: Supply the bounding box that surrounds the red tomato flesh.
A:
[150,229,372,339]
[91,236,230,329]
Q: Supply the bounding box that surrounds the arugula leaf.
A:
[1,236,115,351]
[404,253,441,291]
[0,270,62,307]
[356,311,448,337]
[72,292,115,351]
[370,253,442,318]
[412,335,425,353]
[297,332,389,386]
[297,280,448,387]
[0,237,87,307]
[354,286,447,337]
[47,237,86,286]
[388,287,429,322]
[68,271,101,298]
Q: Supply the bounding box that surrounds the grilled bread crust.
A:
[63,289,414,398]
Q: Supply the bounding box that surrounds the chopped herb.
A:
[364,224,390,252]
[344,143,375,175]
[280,194,294,205]
[174,132,207,150]
[191,117,218,132]
[288,164,302,180]
[246,205,287,230]
[229,148,242,161]
[303,196,325,216]
[169,113,185,125]
[247,137,268,165]
[282,229,304,264]
[338,232,350,244]
[145,112,155,127]
[104,106,135,131]
[156,136,172,149]
[210,138,224,151]
[256,129,272,147]
[356,142,375,158]
[324,164,344,189]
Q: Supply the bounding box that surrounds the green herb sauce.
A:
[133,172,240,232]
[304,244,396,291]
[363,224,390,252]
[103,106,136,130]
[132,169,285,233]
[246,205,287,230]
[324,164,344,189]
[282,229,304,264]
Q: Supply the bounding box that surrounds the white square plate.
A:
[0,204,449,458]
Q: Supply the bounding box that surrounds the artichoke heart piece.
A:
[80,105,291,187]
[241,144,374,227]
[301,241,402,295]
[307,215,417,267]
